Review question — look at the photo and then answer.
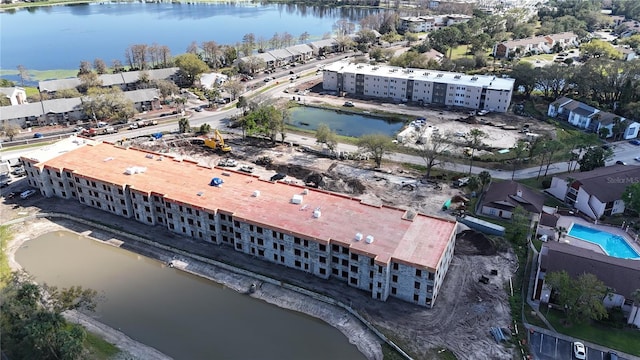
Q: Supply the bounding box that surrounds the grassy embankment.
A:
[546,309,640,356]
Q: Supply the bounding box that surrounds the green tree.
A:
[153,79,179,100]
[357,134,394,168]
[510,62,536,98]
[580,39,622,60]
[418,131,451,179]
[236,96,248,114]
[0,272,97,360]
[478,170,492,193]
[315,123,338,152]
[577,147,613,172]
[466,175,480,193]
[82,87,134,123]
[178,117,191,133]
[174,53,209,86]
[545,271,608,324]
[54,88,82,99]
[507,206,531,246]
[77,72,103,93]
[466,129,486,175]
[198,123,212,135]
[622,182,640,215]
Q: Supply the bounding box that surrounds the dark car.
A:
[630,139,640,146]
[33,133,43,138]
[615,160,627,165]
[270,173,286,181]
[607,351,618,360]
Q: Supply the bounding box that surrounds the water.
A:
[0,3,377,70]
[15,231,366,360]
[289,106,405,137]
[568,223,640,259]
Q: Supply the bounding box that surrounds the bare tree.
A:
[186,41,199,55]
[222,79,244,101]
[202,41,221,68]
[256,36,268,53]
[269,33,281,49]
[298,32,310,44]
[333,19,356,36]
[282,32,294,47]
[159,45,172,68]
[466,129,486,175]
[17,65,30,87]
[78,61,92,76]
[112,59,124,73]
[93,58,108,75]
[418,130,451,179]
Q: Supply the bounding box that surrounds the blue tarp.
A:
[210,178,223,187]
[151,133,163,139]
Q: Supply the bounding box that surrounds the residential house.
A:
[1,89,161,128]
[536,212,560,240]
[534,241,640,327]
[479,180,545,220]
[398,14,472,33]
[269,49,295,67]
[617,19,640,38]
[493,32,578,59]
[309,38,340,56]
[547,97,640,140]
[617,46,637,61]
[546,165,640,220]
[0,87,28,105]
[38,68,180,95]
[285,44,314,62]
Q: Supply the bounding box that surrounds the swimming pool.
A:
[568,223,640,259]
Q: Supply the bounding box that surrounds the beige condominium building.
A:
[323,61,515,113]
[22,138,458,308]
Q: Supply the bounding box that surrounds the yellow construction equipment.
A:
[204,129,232,152]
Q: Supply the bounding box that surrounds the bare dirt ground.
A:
[2,136,519,360]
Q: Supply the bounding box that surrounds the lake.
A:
[15,231,366,360]
[0,2,377,70]
[289,106,405,137]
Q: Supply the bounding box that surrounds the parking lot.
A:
[529,331,628,360]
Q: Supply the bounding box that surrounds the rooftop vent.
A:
[197,191,204,196]
[253,190,261,197]
[104,157,114,162]
[124,166,147,175]
[471,76,478,81]
[365,235,374,244]
[157,156,163,161]
[145,154,154,159]
[291,194,303,204]
[302,189,309,195]
[355,233,363,241]
[313,207,321,218]
[454,75,461,79]
[437,74,443,78]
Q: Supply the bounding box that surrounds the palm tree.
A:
[466,129,486,175]
[478,170,491,193]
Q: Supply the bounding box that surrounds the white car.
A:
[635,156,640,162]
[573,342,586,360]
[20,189,37,199]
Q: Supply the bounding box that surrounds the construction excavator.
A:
[204,129,232,152]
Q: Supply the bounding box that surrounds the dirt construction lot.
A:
[3,137,519,360]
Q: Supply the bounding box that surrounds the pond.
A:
[15,231,366,360]
[289,106,405,138]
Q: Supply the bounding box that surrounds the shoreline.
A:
[4,215,383,360]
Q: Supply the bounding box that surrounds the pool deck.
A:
[555,216,640,258]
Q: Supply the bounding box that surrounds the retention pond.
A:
[16,230,366,360]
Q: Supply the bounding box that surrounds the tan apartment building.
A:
[22,139,458,308]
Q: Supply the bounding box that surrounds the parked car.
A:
[607,351,618,360]
[20,189,37,199]
[270,173,286,181]
[635,156,640,162]
[573,342,586,360]
[33,133,43,138]
[343,101,355,107]
[194,107,203,112]
[239,165,254,173]
[615,160,627,165]
[629,139,640,146]
[11,167,26,177]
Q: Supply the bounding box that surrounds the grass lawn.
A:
[449,45,472,59]
[0,226,12,289]
[519,54,555,63]
[0,69,78,81]
[546,309,640,355]
[83,331,121,360]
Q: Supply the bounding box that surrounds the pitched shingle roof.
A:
[541,241,640,298]
[564,165,640,203]
[480,180,545,214]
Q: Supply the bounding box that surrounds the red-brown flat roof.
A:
[39,142,456,270]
